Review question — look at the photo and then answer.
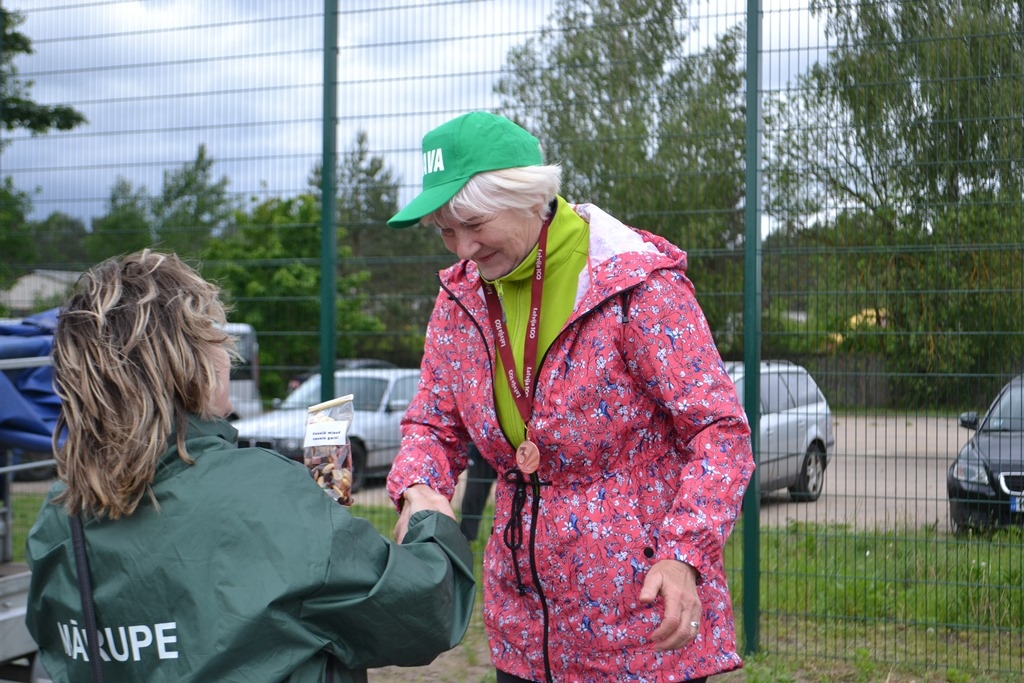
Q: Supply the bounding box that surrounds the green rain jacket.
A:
[25,416,476,683]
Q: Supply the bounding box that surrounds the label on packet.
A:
[303,394,355,506]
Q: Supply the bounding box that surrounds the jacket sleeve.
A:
[302,507,476,671]
[623,269,755,581]
[386,289,477,507]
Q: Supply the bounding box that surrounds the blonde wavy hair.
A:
[52,250,235,519]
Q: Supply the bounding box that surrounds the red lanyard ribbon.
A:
[482,215,553,427]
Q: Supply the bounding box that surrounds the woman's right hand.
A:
[393,483,456,543]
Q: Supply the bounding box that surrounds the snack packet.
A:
[303,394,354,506]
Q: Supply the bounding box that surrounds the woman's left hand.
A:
[638,559,703,651]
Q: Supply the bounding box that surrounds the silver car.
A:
[726,361,836,502]
[233,368,421,491]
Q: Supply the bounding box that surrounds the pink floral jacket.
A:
[387,202,755,682]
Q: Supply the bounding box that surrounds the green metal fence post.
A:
[742,0,763,656]
[319,0,339,404]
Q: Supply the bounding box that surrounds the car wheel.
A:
[948,503,988,536]
[350,440,367,494]
[948,505,968,536]
[789,443,826,502]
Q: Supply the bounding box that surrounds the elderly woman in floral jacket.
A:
[386,111,755,683]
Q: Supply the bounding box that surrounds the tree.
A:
[769,0,1024,229]
[765,0,1024,407]
[1,6,87,291]
[152,144,234,255]
[497,1,689,213]
[494,0,748,333]
[201,193,385,400]
[312,132,454,366]
[1,7,86,150]
[654,26,746,250]
[0,177,33,292]
[85,147,233,263]
[87,177,154,262]
[29,211,88,267]
[333,132,401,255]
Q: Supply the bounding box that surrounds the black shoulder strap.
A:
[69,514,105,683]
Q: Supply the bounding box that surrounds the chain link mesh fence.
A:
[2,1,1021,679]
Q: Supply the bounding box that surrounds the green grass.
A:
[9,492,46,563]
[739,521,1023,631]
[724,520,1023,681]
[12,496,1022,681]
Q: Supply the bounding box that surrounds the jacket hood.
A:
[438,199,687,314]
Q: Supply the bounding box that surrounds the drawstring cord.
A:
[503,470,550,594]
[503,469,530,593]
[503,469,554,683]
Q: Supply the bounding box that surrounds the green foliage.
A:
[819,0,1023,206]
[328,132,453,366]
[764,200,1022,409]
[760,300,836,357]
[655,25,747,251]
[494,0,747,333]
[87,177,154,262]
[0,8,86,297]
[333,131,400,254]
[153,144,235,255]
[737,653,797,683]
[85,145,235,263]
[10,492,46,563]
[882,200,1024,408]
[0,177,33,290]
[498,0,688,208]
[201,192,384,400]
[29,211,89,268]
[0,7,87,150]
[759,523,1024,632]
[945,669,974,683]
[762,1,1024,408]
[852,647,879,683]
[770,0,1024,229]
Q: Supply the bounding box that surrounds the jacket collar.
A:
[439,198,687,315]
[156,415,238,480]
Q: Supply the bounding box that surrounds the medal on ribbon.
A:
[483,213,553,475]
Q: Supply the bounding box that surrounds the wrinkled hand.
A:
[638,559,703,651]
[393,484,456,543]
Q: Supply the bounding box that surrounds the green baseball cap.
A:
[387,111,543,229]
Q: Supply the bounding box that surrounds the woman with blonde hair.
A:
[26,249,475,683]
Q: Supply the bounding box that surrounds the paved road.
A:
[759,412,962,531]
[349,412,965,532]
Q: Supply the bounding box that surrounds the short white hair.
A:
[427,164,562,228]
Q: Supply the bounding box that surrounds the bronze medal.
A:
[516,439,540,475]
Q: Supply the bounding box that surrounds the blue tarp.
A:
[0,309,60,453]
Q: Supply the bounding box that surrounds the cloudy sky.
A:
[4,0,826,225]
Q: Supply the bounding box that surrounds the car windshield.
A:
[279,375,389,412]
[983,385,1024,432]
